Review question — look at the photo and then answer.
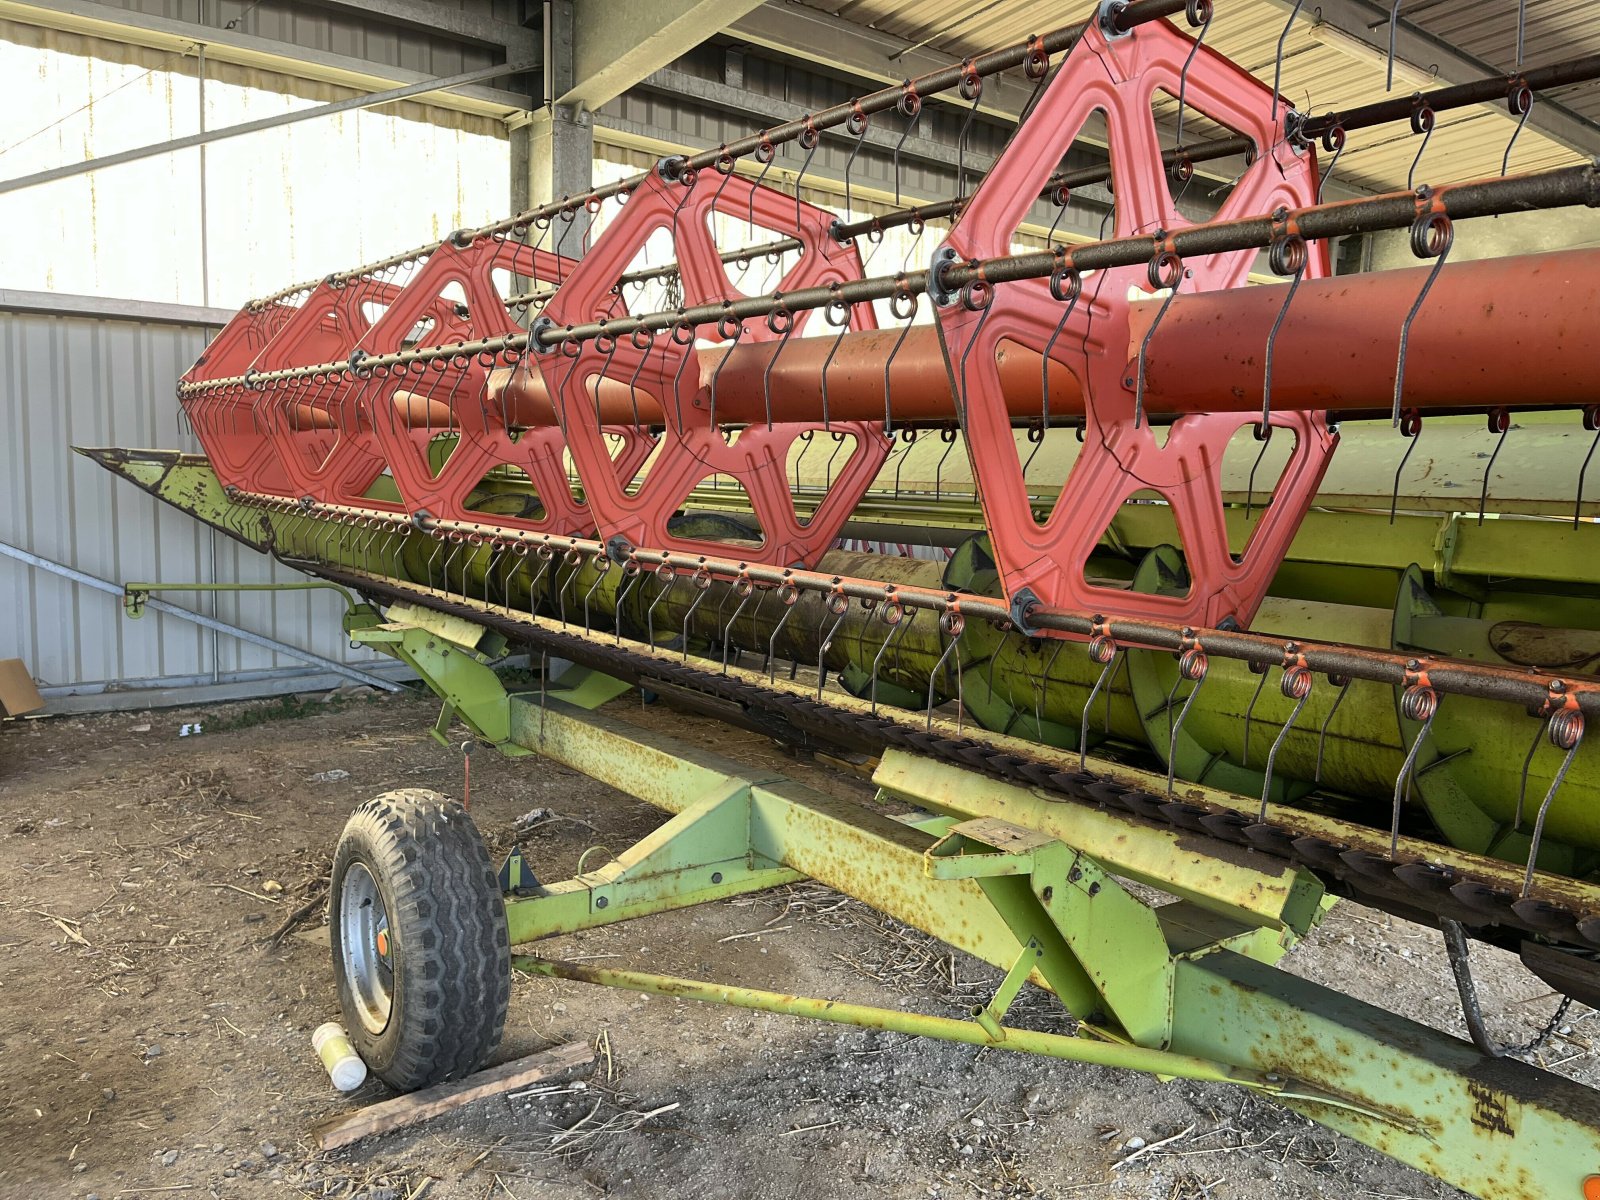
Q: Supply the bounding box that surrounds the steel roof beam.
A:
[0,0,531,117]
[558,0,768,111]
[1264,0,1600,159]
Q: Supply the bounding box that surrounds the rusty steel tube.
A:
[488,248,1600,428]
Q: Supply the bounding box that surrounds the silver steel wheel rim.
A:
[340,862,393,1034]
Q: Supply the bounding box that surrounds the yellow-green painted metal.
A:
[492,696,1600,1200]
[81,448,1600,874]
[511,953,1339,1099]
[122,578,362,619]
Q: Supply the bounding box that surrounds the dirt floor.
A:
[2,687,1596,1200]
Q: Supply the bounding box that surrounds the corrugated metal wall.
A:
[0,306,398,701]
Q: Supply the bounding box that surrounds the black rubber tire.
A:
[329,788,510,1091]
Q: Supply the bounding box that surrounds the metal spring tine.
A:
[1022,421,1047,483]
[1503,82,1533,176]
[1270,0,1305,122]
[933,426,959,501]
[869,604,915,715]
[707,316,744,429]
[425,533,447,590]
[720,583,755,674]
[1316,127,1346,205]
[824,430,848,489]
[1041,266,1082,435]
[764,584,799,680]
[1478,408,1510,526]
[1522,713,1586,896]
[1244,427,1273,523]
[1165,648,1209,797]
[1314,675,1352,783]
[747,134,778,235]
[1174,0,1213,145]
[1575,408,1600,529]
[614,562,645,644]
[1390,412,1422,525]
[792,429,814,492]
[891,99,923,206]
[1262,226,1307,430]
[1133,252,1183,429]
[1390,686,1439,855]
[646,566,678,650]
[820,597,853,701]
[883,284,918,433]
[1080,637,1118,769]
[1259,668,1313,809]
[1386,0,1404,91]
[954,286,997,424]
[527,549,555,615]
[1514,713,1553,830]
[557,549,582,625]
[681,570,713,662]
[505,546,530,610]
[1241,663,1270,768]
[583,553,613,635]
[762,308,796,430]
[1393,211,1453,425]
[925,610,965,731]
[625,330,655,434]
[1406,106,1434,191]
[842,109,868,215]
[892,429,917,498]
[793,121,820,231]
[819,299,854,430]
[1516,0,1528,69]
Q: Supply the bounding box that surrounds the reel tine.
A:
[765,581,799,681]
[1575,407,1600,529]
[1261,665,1314,809]
[924,607,966,731]
[869,602,913,715]
[883,279,919,434]
[614,559,644,644]
[1386,0,1404,91]
[1174,0,1213,146]
[1242,662,1270,768]
[1133,246,1183,429]
[1390,411,1422,525]
[645,565,676,651]
[1393,212,1453,426]
[1515,713,1554,830]
[720,573,756,674]
[1478,408,1510,526]
[681,567,713,661]
[891,94,922,206]
[1406,105,1435,191]
[1080,632,1118,770]
[1523,711,1586,896]
[1166,643,1209,798]
[1314,675,1352,783]
[1502,82,1534,176]
[1391,685,1439,855]
[1270,0,1305,122]
[820,592,853,702]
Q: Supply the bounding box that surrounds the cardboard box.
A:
[0,658,44,717]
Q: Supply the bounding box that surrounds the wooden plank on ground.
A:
[312,1041,594,1149]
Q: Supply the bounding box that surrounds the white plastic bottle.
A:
[312,1021,368,1092]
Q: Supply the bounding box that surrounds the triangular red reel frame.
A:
[535,166,890,566]
[934,16,1336,630]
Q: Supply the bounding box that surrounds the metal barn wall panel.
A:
[0,307,395,701]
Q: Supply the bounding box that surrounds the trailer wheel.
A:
[329,789,510,1091]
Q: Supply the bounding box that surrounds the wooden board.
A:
[0,659,43,717]
[311,1040,594,1150]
